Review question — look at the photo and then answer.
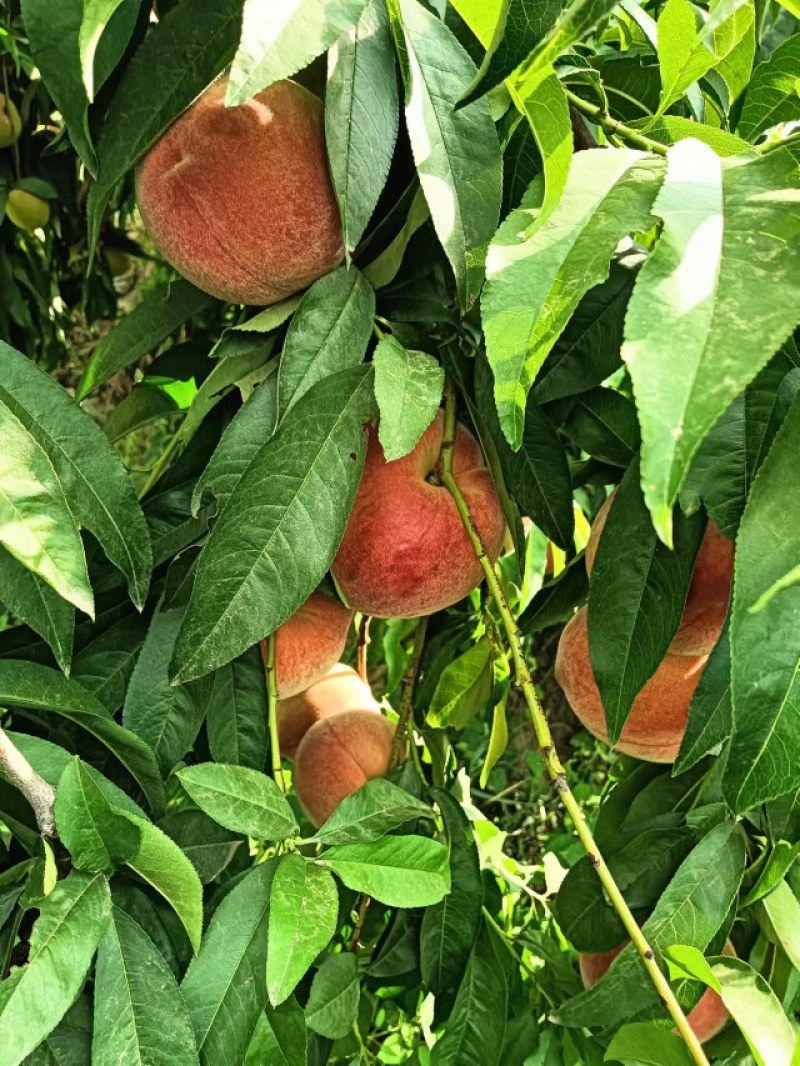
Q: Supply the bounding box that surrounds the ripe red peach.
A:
[293,709,395,826]
[135,74,343,305]
[331,412,506,618]
[555,607,708,763]
[277,663,378,759]
[580,939,734,1043]
[262,592,353,699]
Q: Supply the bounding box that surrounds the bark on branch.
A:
[0,726,56,837]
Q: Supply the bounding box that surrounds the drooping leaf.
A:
[304,954,360,1041]
[0,872,111,1066]
[267,855,339,1006]
[205,645,269,771]
[245,1002,308,1066]
[737,33,800,141]
[420,790,483,999]
[725,394,800,811]
[71,612,149,714]
[0,552,74,674]
[623,142,800,542]
[178,764,299,841]
[79,0,135,100]
[399,0,502,310]
[277,267,375,416]
[171,367,375,683]
[321,835,450,906]
[313,778,434,847]
[103,385,180,444]
[158,809,243,885]
[326,0,399,254]
[0,402,92,617]
[373,335,444,462]
[0,341,151,610]
[123,606,212,776]
[53,757,140,873]
[563,388,640,467]
[674,623,732,774]
[427,640,493,729]
[182,862,276,1066]
[227,0,367,106]
[483,149,664,449]
[92,907,199,1066]
[87,0,243,252]
[588,461,706,743]
[0,660,164,815]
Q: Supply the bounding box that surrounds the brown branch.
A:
[0,727,56,837]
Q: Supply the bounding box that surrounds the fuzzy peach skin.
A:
[261,592,353,699]
[293,709,395,826]
[585,496,733,656]
[580,939,735,1043]
[135,74,343,305]
[555,606,708,762]
[331,412,506,618]
[277,663,378,759]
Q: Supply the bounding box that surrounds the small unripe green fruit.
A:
[104,248,132,277]
[6,189,50,231]
[0,95,22,148]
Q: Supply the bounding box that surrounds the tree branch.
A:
[0,727,56,837]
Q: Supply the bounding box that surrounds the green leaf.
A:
[420,790,483,998]
[87,0,242,253]
[322,835,450,906]
[511,65,573,231]
[0,872,110,1066]
[178,764,298,841]
[0,341,152,610]
[761,879,800,972]
[79,0,132,99]
[277,267,375,416]
[742,842,799,905]
[521,0,619,77]
[182,862,276,1066]
[373,335,444,462]
[313,778,434,846]
[78,282,216,401]
[192,376,278,518]
[474,351,574,548]
[737,33,800,141]
[103,385,179,444]
[305,953,360,1040]
[399,0,502,310]
[54,757,140,873]
[623,143,800,542]
[587,461,705,743]
[606,1023,696,1066]
[93,908,199,1066]
[635,115,754,156]
[0,660,164,816]
[668,949,796,1066]
[205,645,269,771]
[71,612,149,714]
[518,554,588,636]
[563,388,640,467]
[362,187,430,290]
[21,0,138,171]
[326,0,399,254]
[170,366,375,683]
[462,0,564,103]
[483,148,664,449]
[245,1003,308,1066]
[122,815,204,953]
[656,0,755,114]
[726,395,800,811]
[227,0,367,106]
[427,640,493,729]
[674,623,731,774]
[158,809,243,884]
[0,402,92,617]
[0,552,74,673]
[430,925,507,1066]
[267,855,338,1006]
[123,606,212,776]
[556,822,745,1028]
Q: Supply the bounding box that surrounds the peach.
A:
[135,74,343,305]
[585,496,732,656]
[331,412,506,618]
[277,662,378,759]
[6,190,50,231]
[293,709,395,826]
[555,607,708,762]
[262,592,353,699]
[0,94,22,148]
[579,939,734,1043]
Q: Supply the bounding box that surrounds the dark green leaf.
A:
[71,612,148,714]
[205,645,269,771]
[178,764,299,841]
[563,387,640,467]
[313,778,434,846]
[0,552,74,674]
[675,624,731,774]
[103,385,179,443]
[158,809,243,884]
[518,555,588,637]
[305,954,359,1041]
[54,757,140,872]
[737,33,800,140]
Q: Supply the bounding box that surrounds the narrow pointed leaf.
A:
[373,335,444,462]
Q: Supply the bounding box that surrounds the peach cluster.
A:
[556,496,734,762]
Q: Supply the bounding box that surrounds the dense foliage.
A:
[0,0,799,1064]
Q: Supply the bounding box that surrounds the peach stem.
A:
[264,632,285,792]
[357,615,371,683]
[439,378,710,1066]
[389,615,428,770]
